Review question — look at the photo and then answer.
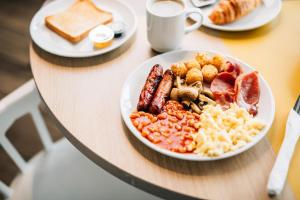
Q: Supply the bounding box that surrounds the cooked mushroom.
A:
[181,100,191,109]
[174,76,183,88]
[178,86,199,101]
[190,102,201,114]
[170,88,180,101]
[199,94,216,105]
[201,87,214,100]
[190,81,203,93]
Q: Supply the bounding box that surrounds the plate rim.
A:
[120,49,275,161]
[29,0,138,58]
[194,0,282,32]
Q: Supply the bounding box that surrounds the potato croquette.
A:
[171,62,188,78]
[211,55,225,72]
[184,59,201,70]
[195,53,210,67]
[202,64,218,83]
[186,68,203,84]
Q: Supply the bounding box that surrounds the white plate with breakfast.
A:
[30,0,137,57]
[120,50,275,161]
[188,0,282,31]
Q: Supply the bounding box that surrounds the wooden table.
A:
[30,0,299,199]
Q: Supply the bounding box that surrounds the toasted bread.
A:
[45,0,113,43]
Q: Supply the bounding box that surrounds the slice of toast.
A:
[45,0,113,43]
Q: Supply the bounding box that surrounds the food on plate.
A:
[201,64,218,83]
[131,101,201,153]
[171,62,187,78]
[235,71,260,115]
[195,53,210,67]
[137,64,163,111]
[184,59,201,70]
[131,52,264,157]
[186,68,203,84]
[149,70,174,114]
[193,103,265,156]
[211,72,236,106]
[224,61,243,78]
[211,55,225,72]
[209,0,262,25]
[45,0,113,43]
[88,25,114,49]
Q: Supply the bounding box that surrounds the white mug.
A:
[146,0,203,52]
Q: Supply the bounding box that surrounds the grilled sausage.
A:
[148,69,174,114]
[137,64,163,111]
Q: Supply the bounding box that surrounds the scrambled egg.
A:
[193,103,265,157]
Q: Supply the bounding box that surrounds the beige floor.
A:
[0,0,63,198]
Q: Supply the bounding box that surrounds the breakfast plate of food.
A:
[120,50,275,161]
[188,0,281,31]
[30,0,137,57]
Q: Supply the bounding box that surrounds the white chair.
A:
[0,79,160,200]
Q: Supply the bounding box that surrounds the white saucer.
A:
[188,0,281,31]
[30,0,137,57]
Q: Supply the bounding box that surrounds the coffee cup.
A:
[146,0,203,52]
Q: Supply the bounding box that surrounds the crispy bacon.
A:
[235,71,260,116]
[224,61,243,78]
[210,72,236,107]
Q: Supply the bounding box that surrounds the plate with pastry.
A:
[30,0,137,57]
[120,50,275,161]
[188,0,281,31]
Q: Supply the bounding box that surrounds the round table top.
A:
[30,0,299,199]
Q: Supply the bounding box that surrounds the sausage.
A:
[137,64,163,111]
[148,69,174,114]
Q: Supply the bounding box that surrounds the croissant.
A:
[209,0,261,25]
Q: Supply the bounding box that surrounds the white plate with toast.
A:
[30,0,137,57]
[188,0,281,31]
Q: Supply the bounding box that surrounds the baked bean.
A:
[194,122,201,129]
[176,113,183,120]
[167,139,173,144]
[188,119,195,127]
[153,132,161,137]
[147,135,154,141]
[168,122,174,129]
[153,137,161,144]
[142,120,151,127]
[142,129,149,137]
[175,124,182,131]
[157,113,167,120]
[151,117,158,123]
[145,113,153,119]
[193,113,201,119]
[160,121,166,126]
[175,132,181,136]
[186,115,194,120]
[167,110,174,116]
[133,119,139,127]
[179,147,187,153]
[183,126,192,132]
[161,132,170,137]
[168,116,178,123]
[148,126,155,132]
[137,123,144,131]
[130,112,140,119]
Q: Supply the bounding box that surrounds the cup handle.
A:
[184,8,203,34]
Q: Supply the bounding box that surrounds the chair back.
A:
[0,79,53,198]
